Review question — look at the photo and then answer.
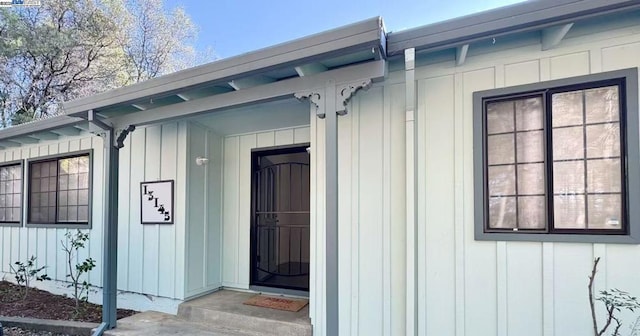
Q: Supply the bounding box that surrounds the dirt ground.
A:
[0,281,137,323]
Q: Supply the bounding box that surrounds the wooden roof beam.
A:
[542,23,574,50]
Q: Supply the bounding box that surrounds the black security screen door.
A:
[251,145,310,291]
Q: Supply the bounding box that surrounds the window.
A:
[27,151,91,227]
[474,68,639,243]
[0,162,23,225]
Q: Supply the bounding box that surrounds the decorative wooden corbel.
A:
[336,79,372,115]
[295,91,324,118]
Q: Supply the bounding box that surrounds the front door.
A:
[251,145,310,292]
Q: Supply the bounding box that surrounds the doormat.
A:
[243,295,309,312]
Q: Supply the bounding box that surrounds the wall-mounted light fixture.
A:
[195,157,209,166]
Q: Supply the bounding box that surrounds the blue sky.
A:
[165,0,526,58]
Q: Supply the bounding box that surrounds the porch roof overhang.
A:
[386,0,640,60]
[62,16,386,122]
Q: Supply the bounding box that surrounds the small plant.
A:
[61,230,96,313]
[8,255,50,300]
[589,257,640,336]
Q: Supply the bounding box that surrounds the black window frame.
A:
[0,160,24,227]
[26,150,93,229]
[473,68,640,244]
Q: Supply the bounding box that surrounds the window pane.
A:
[78,173,89,189]
[78,206,88,222]
[587,159,621,193]
[78,190,89,206]
[487,134,515,165]
[517,131,544,163]
[32,178,40,192]
[586,123,620,158]
[30,208,40,222]
[68,206,77,221]
[553,126,584,160]
[489,197,517,229]
[31,193,39,208]
[40,177,49,192]
[487,101,514,134]
[587,194,622,229]
[12,194,20,207]
[32,165,41,178]
[554,195,586,229]
[58,191,68,206]
[58,174,68,191]
[58,206,67,221]
[67,158,79,174]
[68,174,78,190]
[518,163,545,195]
[40,162,49,178]
[518,196,546,229]
[48,207,55,222]
[554,161,585,194]
[40,193,49,207]
[488,165,515,196]
[78,156,89,173]
[68,190,78,206]
[59,159,69,175]
[48,192,56,207]
[585,86,619,124]
[515,97,543,131]
[11,166,20,179]
[552,91,583,127]
[11,208,19,222]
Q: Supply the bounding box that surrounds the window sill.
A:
[0,222,22,227]
[25,222,91,229]
[475,231,640,244]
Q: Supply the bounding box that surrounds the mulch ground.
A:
[0,281,137,323]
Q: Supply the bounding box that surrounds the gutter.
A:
[386,0,640,55]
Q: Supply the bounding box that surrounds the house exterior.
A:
[0,0,639,335]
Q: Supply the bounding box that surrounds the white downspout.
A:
[405,48,418,336]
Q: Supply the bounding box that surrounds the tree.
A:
[121,0,197,84]
[0,0,211,126]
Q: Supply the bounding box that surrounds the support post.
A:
[324,81,339,336]
[297,77,375,336]
[102,128,119,329]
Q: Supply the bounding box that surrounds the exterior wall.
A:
[184,122,223,298]
[220,125,311,289]
[414,19,640,336]
[0,135,105,288]
[116,122,187,305]
[308,83,407,336]
[0,121,210,313]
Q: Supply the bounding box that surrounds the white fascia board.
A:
[386,0,640,56]
[62,17,385,116]
[0,115,85,141]
[110,60,387,128]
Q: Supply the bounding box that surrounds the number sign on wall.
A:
[140,180,174,224]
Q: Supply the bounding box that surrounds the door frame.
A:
[249,143,311,294]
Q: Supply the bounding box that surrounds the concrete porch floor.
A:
[104,289,312,336]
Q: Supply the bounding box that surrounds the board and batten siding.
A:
[0,135,105,289]
[221,125,311,289]
[116,122,187,301]
[414,18,640,336]
[308,83,407,336]
[184,122,223,298]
